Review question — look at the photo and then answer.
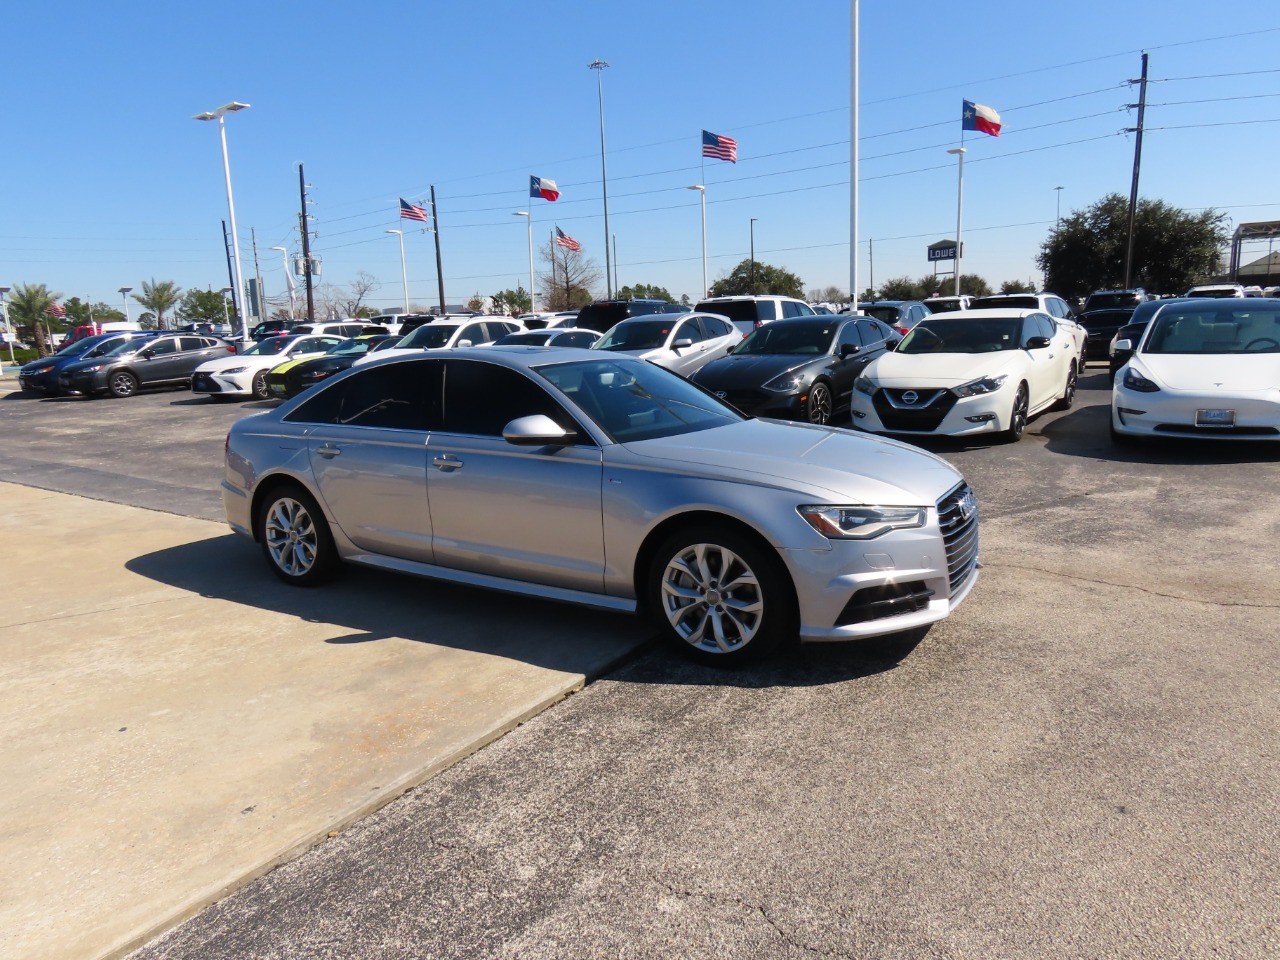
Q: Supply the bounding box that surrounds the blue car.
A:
[16,331,160,395]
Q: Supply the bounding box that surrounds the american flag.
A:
[46,302,67,318]
[701,129,738,163]
[553,226,581,252]
[399,197,429,222]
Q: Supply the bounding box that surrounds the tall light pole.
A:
[118,286,133,326]
[219,288,233,330]
[750,218,758,293]
[589,59,613,299]
[512,212,534,312]
[687,186,707,298]
[1054,185,1064,227]
[385,230,410,316]
[270,245,294,320]
[0,286,12,364]
[948,146,967,296]
[193,101,251,344]
[850,0,860,309]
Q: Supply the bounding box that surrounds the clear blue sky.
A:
[3,1,1278,313]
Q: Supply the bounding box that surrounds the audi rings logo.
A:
[714,390,728,399]
[958,489,978,520]
[901,390,920,404]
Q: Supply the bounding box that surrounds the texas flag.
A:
[530,175,560,202]
[962,100,1001,137]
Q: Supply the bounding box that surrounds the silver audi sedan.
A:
[223,347,979,664]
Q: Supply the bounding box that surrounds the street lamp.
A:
[385,230,410,316]
[193,101,251,345]
[589,59,612,299]
[269,246,295,320]
[512,212,534,313]
[749,218,758,293]
[947,147,967,296]
[687,186,707,299]
[1055,185,1064,226]
[0,286,12,364]
[117,286,132,326]
[218,287,233,329]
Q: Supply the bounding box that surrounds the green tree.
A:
[807,285,847,304]
[877,276,927,301]
[617,283,674,302]
[63,297,92,325]
[6,283,62,356]
[708,259,805,298]
[1037,193,1229,298]
[176,289,232,325]
[91,302,124,321]
[133,278,182,329]
[1000,279,1037,294]
[491,286,532,316]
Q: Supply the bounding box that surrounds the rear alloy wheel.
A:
[1001,383,1029,442]
[256,485,338,586]
[1053,364,1077,411]
[108,371,138,399]
[251,370,271,400]
[648,526,794,665]
[805,381,833,425]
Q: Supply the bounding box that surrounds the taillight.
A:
[896,325,909,335]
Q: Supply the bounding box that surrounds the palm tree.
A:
[7,283,62,356]
[133,279,182,329]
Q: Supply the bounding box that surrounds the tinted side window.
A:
[856,319,884,347]
[781,301,801,319]
[759,301,778,322]
[704,316,731,337]
[679,318,707,343]
[148,338,178,355]
[795,301,816,316]
[557,332,597,348]
[286,361,437,429]
[441,360,576,437]
[839,320,863,350]
[179,337,205,351]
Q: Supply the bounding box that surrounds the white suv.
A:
[694,295,815,335]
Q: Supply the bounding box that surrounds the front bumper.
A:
[18,370,61,394]
[711,387,807,420]
[192,370,253,396]
[1112,383,1280,439]
[850,386,1010,437]
[59,369,109,394]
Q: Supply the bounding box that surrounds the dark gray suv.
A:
[58,333,234,398]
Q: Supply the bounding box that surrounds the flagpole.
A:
[849,0,859,310]
[949,128,966,297]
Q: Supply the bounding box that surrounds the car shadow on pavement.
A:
[125,534,919,688]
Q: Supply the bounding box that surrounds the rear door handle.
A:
[432,454,463,472]
[316,444,341,458]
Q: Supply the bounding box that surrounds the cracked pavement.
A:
[3,371,1276,959]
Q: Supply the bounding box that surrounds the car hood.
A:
[694,354,825,389]
[1135,353,1280,392]
[863,351,1021,387]
[60,355,126,372]
[620,419,962,505]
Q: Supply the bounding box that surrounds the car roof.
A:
[921,308,1039,321]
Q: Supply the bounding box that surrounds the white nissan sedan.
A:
[1111,298,1280,441]
[850,310,1078,441]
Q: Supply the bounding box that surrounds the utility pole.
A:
[868,237,874,296]
[220,220,236,305]
[1123,52,1149,290]
[431,185,445,313]
[612,234,619,294]
[251,228,266,323]
[298,164,315,322]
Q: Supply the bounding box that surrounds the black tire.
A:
[1001,383,1029,442]
[805,380,834,425]
[254,484,339,586]
[646,524,796,665]
[1053,363,1077,411]
[108,370,138,399]
[251,370,271,401]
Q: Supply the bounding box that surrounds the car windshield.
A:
[595,319,675,351]
[925,299,963,312]
[1143,304,1280,354]
[898,319,1023,354]
[241,336,293,356]
[733,320,836,356]
[327,338,372,356]
[535,357,742,443]
[695,300,760,323]
[1087,293,1141,310]
[972,295,1039,310]
[497,332,552,345]
[57,337,103,356]
[399,324,459,349]
[861,306,902,323]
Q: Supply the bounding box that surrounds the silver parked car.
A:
[591,312,741,378]
[223,348,979,663]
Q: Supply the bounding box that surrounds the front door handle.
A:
[316,444,341,458]
[432,454,464,472]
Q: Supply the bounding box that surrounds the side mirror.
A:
[725,345,735,355]
[672,338,694,350]
[1113,339,1133,352]
[1025,336,1052,350]
[502,414,576,446]
[456,339,474,348]
[139,348,154,359]
[839,342,860,358]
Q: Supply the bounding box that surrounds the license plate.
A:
[1195,409,1235,427]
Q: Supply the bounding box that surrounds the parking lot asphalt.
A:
[3,370,1278,959]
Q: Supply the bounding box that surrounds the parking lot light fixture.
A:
[218,288,233,328]
[512,213,534,313]
[385,230,410,316]
[687,186,707,299]
[117,286,133,326]
[589,59,612,298]
[194,101,252,346]
[269,246,295,320]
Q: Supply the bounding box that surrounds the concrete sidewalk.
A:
[0,483,649,960]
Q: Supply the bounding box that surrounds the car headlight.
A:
[854,375,877,395]
[31,365,55,375]
[220,366,248,375]
[80,364,103,373]
[1121,368,1160,392]
[797,505,926,540]
[952,374,1007,398]
[763,370,808,393]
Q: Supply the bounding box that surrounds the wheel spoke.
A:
[709,609,733,652]
[723,595,762,616]
[721,569,757,592]
[693,544,713,585]
[662,581,703,602]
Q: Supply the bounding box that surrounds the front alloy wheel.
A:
[251,370,271,400]
[1002,383,1029,442]
[257,486,337,585]
[649,526,794,664]
[109,371,138,398]
[1054,365,1077,411]
[806,381,833,424]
